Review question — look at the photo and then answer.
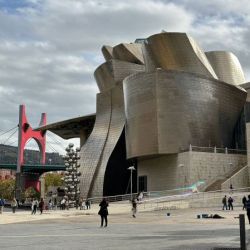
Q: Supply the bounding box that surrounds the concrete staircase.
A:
[204,165,246,192]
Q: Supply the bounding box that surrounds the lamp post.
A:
[128,166,135,201]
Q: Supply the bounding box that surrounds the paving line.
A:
[0,233,229,238]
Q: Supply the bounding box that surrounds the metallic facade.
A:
[94,59,145,92]
[205,51,245,85]
[124,69,246,158]
[146,33,218,79]
[78,31,247,198]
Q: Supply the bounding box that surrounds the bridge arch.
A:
[16,105,46,194]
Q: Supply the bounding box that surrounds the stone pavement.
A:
[0,203,250,249]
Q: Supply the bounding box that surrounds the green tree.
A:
[24,187,40,199]
[0,179,15,200]
[44,173,63,192]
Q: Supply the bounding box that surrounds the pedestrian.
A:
[48,199,52,210]
[65,198,69,210]
[60,198,65,210]
[228,196,234,210]
[85,199,91,210]
[246,195,250,224]
[230,184,233,194]
[242,196,247,210]
[98,198,109,227]
[137,192,144,202]
[11,197,17,213]
[222,195,227,210]
[54,198,57,210]
[132,198,137,218]
[39,198,45,214]
[0,198,5,214]
[31,198,37,214]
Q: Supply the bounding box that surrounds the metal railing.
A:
[180,145,247,155]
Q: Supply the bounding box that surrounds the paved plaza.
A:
[1,204,250,249]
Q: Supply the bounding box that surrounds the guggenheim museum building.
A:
[41,31,250,199]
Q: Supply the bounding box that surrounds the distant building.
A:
[0,144,64,179]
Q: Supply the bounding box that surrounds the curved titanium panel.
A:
[206,51,245,85]
[78,91,112,199]
[113,43,144,65]
[146,33,218,79]
[94,59,145,92]
[89,85,125,197]
[124,69,246,158]
[102,45,114,61]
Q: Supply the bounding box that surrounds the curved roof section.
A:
[35,114,95,139]
[205,51,245,85]
[94,59,145,92]
[102,45,114,61]
[146,32,218,79]
[112,43,144,65]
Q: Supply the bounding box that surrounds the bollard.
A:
[239,214,246,250]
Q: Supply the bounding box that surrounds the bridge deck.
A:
[0,164,65,173]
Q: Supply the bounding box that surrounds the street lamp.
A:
[128,166,135,201]
[229,162,233,187]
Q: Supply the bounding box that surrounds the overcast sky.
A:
[0,0,250,154]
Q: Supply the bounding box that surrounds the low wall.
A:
[138,151,247,191]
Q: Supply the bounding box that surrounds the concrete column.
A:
[40,174,45,199]
[246,123,250,183]
[79,129,87,148]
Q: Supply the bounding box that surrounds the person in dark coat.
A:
[222,195,227,210]
[132,198,137,218]
[246,195,250,224]
[98,198,109,227]
[39,198,45,214]
[242,196,247,210]
[228,196,234,210]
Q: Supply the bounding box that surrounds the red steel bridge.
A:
[0,105,65,198]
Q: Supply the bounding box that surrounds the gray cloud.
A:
[0,0,249,153]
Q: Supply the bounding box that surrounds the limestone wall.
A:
[221,165,249,190]
[247,123,250,183]
[138,151,247,192]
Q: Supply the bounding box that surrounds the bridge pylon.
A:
[15,105,46,200]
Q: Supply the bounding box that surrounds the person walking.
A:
[11,198,17,213]
[85,199,91,210]
[228,196,234,210]
[242,196,247,210]
[222,195,227,210]
[0,198,4,214]
[48,199,53,210]
[98,198,109,227]
[31,199,36,214]
[39,198,45,214]
[132,198,137,218]
[246,195,250,224]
